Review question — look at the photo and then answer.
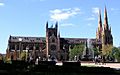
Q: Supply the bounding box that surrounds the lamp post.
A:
[63,45,67,61]
[19,38,22,60]
[26,46,29,61]
[39,49,42,61]
[48,55,50,61]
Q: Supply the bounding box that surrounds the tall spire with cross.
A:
[98,9,102,32]
[104,6,109,30]
[96,9,103,41]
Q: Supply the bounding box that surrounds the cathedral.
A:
[6,7,113,61]
[96,7,113,52]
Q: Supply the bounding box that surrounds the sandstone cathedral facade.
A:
[96,7,113,53]
[6,7,113,61]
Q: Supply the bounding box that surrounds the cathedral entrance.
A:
[48,53,57,61]
[50,55,57,61]
[48,44,58,61]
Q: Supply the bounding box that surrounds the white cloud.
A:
[0,3,4,6]
[110,8,120,12]
[60,23,75,27]
[111,8,118,11]
[87,23,92,26]
[86,17,95,21]
[111,8,115,11]
[92,7,99,15]
[86,7,99,21]
[110,8,120,14]
[50,8,81,21]
[50,9,62,14]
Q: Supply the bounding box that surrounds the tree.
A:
[111,47,120,62]
[102,44,113,56]
[20,51,28,60]
[93,47,100,56]
[69,44,84,60]
[101,46,120,62]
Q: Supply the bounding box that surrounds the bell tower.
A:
[46,21,60,60]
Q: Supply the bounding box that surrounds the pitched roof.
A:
[9,36,45,43]
[9,36,96,44]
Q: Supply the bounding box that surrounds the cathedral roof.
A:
[9,36,45,43]
[61,38,96,44]
[9,36,96,44]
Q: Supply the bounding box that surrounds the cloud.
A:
[110,8,120,12]
[0,3,4,6]
[86,14,95,21]
[110,8,120,14]
[50,8,81,21]
[92,7,99,15]
[87,23,92,26]
[60,23,75,27]
[86,17,95,21]
[86,7,99,21]
[110,8,119,11]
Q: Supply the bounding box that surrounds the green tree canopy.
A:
[69,43,84,60]
[20,51,28,60]
[111,47,120,62]
[102,44,113,56]
[93,47,100,56]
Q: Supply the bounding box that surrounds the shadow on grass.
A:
[0,60,120,75]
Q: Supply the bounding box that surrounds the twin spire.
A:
[98,6,110,32]
[46,21,60,37]
[46,21,58,29]
[96,6,112,41]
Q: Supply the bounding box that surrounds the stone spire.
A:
[55,21,58,35]
[104,6,109,30]
[46,21,48,29]
[58,31,60,37]
[96,9,103,41]
[98,9,102,32]
[109,26,111,32]
[55,21,58,29]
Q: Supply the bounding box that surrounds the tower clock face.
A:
[50,45,56,51]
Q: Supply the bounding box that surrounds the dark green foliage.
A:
[69,44,84,60]
[93,47,100,56]
[102,46,120,62]
[111,47,120,62]
[20,51,28,60]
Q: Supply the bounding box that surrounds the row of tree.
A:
[69,44,84,60]
[69,43,120,62]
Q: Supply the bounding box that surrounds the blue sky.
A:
[0,0,120,54]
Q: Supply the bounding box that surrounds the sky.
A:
[0,0,120,54]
